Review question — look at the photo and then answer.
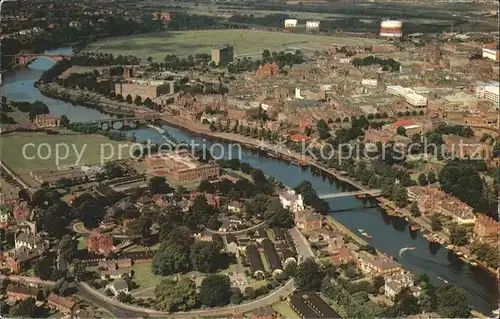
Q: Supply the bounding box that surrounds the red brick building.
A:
[34,114,60,128]
[87,231,113,256]
[294,208,322,230]
[474,214,499,244]
[47,293,78,315]
[256,63,279,77]
[6,285,37,301]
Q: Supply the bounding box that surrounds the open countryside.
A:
[85,30,383,60]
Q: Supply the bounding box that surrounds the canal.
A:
[2,52,497,315]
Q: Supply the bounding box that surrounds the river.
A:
[2,51,497,315]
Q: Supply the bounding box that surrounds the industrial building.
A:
[289,292,341,319]
[380,20,402,38]
[114,79,174,101]
[482,43,499,62]
[261,238,282,275]
[211,45,234,66]
[386,85,427,107]
[305,20,320,31]
[284,19,298,28]
[245,244,265,278]
[475,81,499,107]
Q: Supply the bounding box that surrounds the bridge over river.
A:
[318,189,382,199]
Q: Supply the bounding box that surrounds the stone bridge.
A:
[16,54,71,65]
[75,115,162,130]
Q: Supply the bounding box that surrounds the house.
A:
[327,233,345,254]
[331,247,356,266]
[87,231,113,256]
[227,201,243,213]
[225,234,240,257]
[6,285,37,301]
[13,202,30,223]
[6,247,45,274]
[261,238,282,276]
[100,267,131,280]
[249,306,278,319]
[256,63,279,77]
[47,293,78,315]
[384,270,420,300]
[34,114,60,128]
[99,258,132,270]
[279,189,304,213]
[474,214,499,244]
[358,253,402,276]
[15,232,47,250]
[294,208,322,231]
[106,279,129,296]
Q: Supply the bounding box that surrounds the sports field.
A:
[0,131,131,185]
[85,30,383,61]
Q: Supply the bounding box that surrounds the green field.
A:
[0,131,131,186]
[86,30,382,60]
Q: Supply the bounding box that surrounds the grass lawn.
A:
[132,262,166,289]
[77,236,87,250]
[223,168,253,182]
[6,109,30,124]
[0,131,132,185]
[123,243,160,253]
[86,30,383,60]
[259,251,270,272]
[73,222,87,233]
[273,301,300,319]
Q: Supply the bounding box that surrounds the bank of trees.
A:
[352,56,401,72]
[11,101,50,120]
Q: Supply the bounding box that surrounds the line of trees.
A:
[352,56,401,72]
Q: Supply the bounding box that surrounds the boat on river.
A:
[437,276,449,284]
[358,228,365,233]
[410,225,418,231]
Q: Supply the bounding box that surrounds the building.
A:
[380,20,402,38]
[100,267,131,280]
[256,63,279,77]
[261,238,283,275]
[306,21,320,31]
[475,81,499,107]
[331,247,356,266]
[15,232,46,250]
[47,293,78,315]
[279,189,304,213]
[442,135,492,160]
[245,244,265,278]
[386,86,427,107]
[358,253,402,276]
[143,150,220,183]
[282,248,297,266]
[211,45,234,66]
[6,285,37,301]
[87,231,113,256]
[284,19,298,28]
[289,292,341,319]
[106,279,129,296]
[361,78,378,86]
[407,186,476,224]
[6,246,45,274]
[294,208,322,231]
[474,214,499,243]
[227,201,243,213]
[482,43,499,62]
[225,234,240,257]
[115,79,174,101]
[34,114,60,127]
[384,271,421,300]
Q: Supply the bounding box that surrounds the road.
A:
[204,221,267,235]
[288,227,316,262]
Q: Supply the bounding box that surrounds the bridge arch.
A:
[17,55,70,66]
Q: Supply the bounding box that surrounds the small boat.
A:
[470,262,478,267]
[456,251,463,256]
[408,246,416,250]
[410,225,418,231]
[405,217,409,221]
[358,228,365,233]
[437,276,449,284]
[365,234,372,239]
[446,244,454,249]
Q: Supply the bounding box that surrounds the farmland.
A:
[85,29,383,61]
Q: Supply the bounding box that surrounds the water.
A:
[1,48,112,122]
[2,50,498,315]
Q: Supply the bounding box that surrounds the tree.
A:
[152,243,191,276]
[199,274,231,307]
[427,171,437,184]
[410,202,420,217]
[126,215,153,245]
[190,241,218,273]
[155,278,197,312]
[125,94,133,103]
[316,119,330,139]
[76,201,105,229]
[294,258,325,291]
[59,115,70,126]
[418,173,428,186]
[430,214,443,231]
[436,285,470,318]
[198,179,215,193]
[34,257,53,280]
[41,201,71,238]
[230,287,243,304]
[449,224,469,246]
[148,176,170,194]
[393,287,420,316]
[263,198,294,228]
[372,276,385,292]
[134,95,142,105]
[9,297,37,318]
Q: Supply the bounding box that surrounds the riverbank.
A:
[158,114,499,279]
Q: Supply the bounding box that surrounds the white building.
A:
[361,79,378,86]
[306,20,320,31]
[482,43,499,62]
[106,279,129,296]
[386,85,427,107]
[475,81,499,107]
[279,189,304,213]
[384,270,421,300]
[284,19,298,28]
